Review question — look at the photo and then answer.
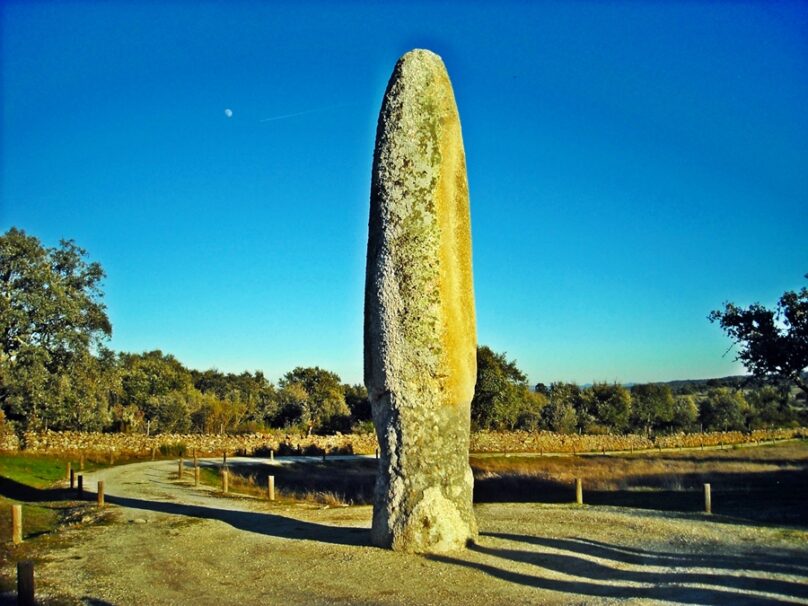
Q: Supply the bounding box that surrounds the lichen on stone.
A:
[365,49,477,554]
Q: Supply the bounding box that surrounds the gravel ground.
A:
[19,459,808,605]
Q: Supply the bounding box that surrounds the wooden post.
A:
[193,449,198,467]
[195,465,200,486]
[65,462,72,481]
[80,455,85,471]
[375,448,379,460]
[77,474,84,499]
[704,483,712,514]
[109,451,114,465]
[270,449,274,462]
[223,451,227,467]
[97,481,105,508]
[268,475,275,501]
[70,468,75,489]
[178,458,184,479]
[575,478,583,505]
[222,470,229,494]
[12,504,22,544]
[17,560,34,606]
[152,446,156,461]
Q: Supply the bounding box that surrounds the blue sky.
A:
[2,1,806,386]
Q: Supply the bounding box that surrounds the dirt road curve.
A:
[30,460,808,605]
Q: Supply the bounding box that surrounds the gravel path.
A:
[28,459,808,605]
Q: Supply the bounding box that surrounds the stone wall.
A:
[1,427,804,457]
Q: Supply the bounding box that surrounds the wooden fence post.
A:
[77,474,84,499]
[193,449,198,467]
[80,455,85,471]
[97,481,105,509]
[270,449,274,462]
[575,478,583,506]
[17,560,34,606]
[178,458,184,480]
[222,470,229,494]
[268,475,275,501]
[65,462,72,481]
[12,504,22,544]
[223,451,227,467]
[704,483,712,514]
[375,448,379,460]
[152,446,156,461]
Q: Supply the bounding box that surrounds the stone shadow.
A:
[104,494,370,547]
[0,475,369,548]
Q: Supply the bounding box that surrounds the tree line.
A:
[471,347,805,435]
[1,227,805,436]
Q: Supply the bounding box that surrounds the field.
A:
[214,440,808,526]
[0,440,806,604]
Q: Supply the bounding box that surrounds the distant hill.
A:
[663,375,750,392]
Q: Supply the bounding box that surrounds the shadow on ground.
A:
[104,493,370,546]
[0,473,370,547]
[429,531,808,606]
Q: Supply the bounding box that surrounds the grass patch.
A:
[0,454,75,489]
[0,497,60,540]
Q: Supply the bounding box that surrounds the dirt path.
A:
[26,459,808,605]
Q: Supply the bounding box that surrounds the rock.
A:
[365,49,477,553]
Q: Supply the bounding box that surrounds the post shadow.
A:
[427,551,797,606]
[482,533,808,577]
[464,540,808,600]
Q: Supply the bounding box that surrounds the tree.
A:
[343,383,371,422]
[543,400,578,433]
[746,385,793,429]
[471,346,542,430]
[630,383,674,434]
[709,281,808,395]
[699,388,749,431]
[0,228,112,429]
[118,351,194,434]
[273,382,310,428]
[670,395,699,432]
[279,367,351,432]
[542,382,583,433]
[581,383,632,433]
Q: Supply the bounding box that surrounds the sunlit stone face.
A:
[364,49,477,553]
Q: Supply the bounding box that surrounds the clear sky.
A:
[2,1,806,386]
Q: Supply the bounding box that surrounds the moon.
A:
[224,109,233,118]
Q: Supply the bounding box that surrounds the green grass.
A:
[0,454,72,488]
[0,498,60,541]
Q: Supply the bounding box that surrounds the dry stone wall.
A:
[2,427,803,457]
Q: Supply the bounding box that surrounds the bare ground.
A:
[12,459,808,605]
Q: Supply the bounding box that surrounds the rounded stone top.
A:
[394,49,447,78]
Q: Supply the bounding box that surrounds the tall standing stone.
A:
[364,49,477,553]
